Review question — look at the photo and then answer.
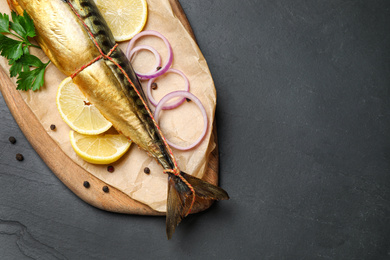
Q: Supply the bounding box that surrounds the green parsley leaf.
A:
[21,46,31,72]
[10,11,36,40]
[22,64,30,72]
[0,34,24,60]
[0,13,10,33]
[18,53,44,67]
[23,45,29,54]
[16,62,49,91]
[9,59,23,77]
[0,11,49,91]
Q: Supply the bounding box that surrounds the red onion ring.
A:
[154,91,208,151]
[126,30,173,80]
[128,45,162,76]
[147,68,190,109]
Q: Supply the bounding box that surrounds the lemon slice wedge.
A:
[56,77,112,135]
[94,0,148,42]
[70,130,131,164]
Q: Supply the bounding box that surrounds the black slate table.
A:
[1,0,390,259]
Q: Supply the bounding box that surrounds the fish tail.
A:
[166,171,229,239]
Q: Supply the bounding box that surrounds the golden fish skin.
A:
[9,0,229,239]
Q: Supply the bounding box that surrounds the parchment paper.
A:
[0,0,216,212]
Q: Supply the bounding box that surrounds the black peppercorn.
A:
[9,136,16,144]
[186,98,191,102]
[16,153,24,161]
[107,165,115,173]
[144,167,150,174]
[50,124,56,130]
[156,66,162,70]
[83,181,90,188]
[151,82,158,90]
[102,186,109,193]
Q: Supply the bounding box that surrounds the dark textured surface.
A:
[1,0,390,259]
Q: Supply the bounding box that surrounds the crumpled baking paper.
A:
[0,0,216,212]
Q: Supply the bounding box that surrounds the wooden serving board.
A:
[0,0,218,215]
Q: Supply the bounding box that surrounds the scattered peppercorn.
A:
[102,186,109,193]
[186,98,191,102]
[50,124,56,130]
[16,153,24,161]
[9,136,16,144]
[151,82,158,90]
[107,165,115,173]
[83,181,90,188]
[144,167,150,174]
[156,66,162,70]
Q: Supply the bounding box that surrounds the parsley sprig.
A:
[0,11,49,91]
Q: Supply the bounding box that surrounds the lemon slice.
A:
[56,77,112,135]
[70,130,132,164]
[94,0,148,42]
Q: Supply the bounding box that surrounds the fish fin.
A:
[181,172,230,201]
[166,173,192,240]
[166,171,229,239]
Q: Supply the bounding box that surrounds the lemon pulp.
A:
[70,130,132,164]
[56,77,112,135]
[94,0,148,42]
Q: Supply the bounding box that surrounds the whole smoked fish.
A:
[7,0,229,239]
